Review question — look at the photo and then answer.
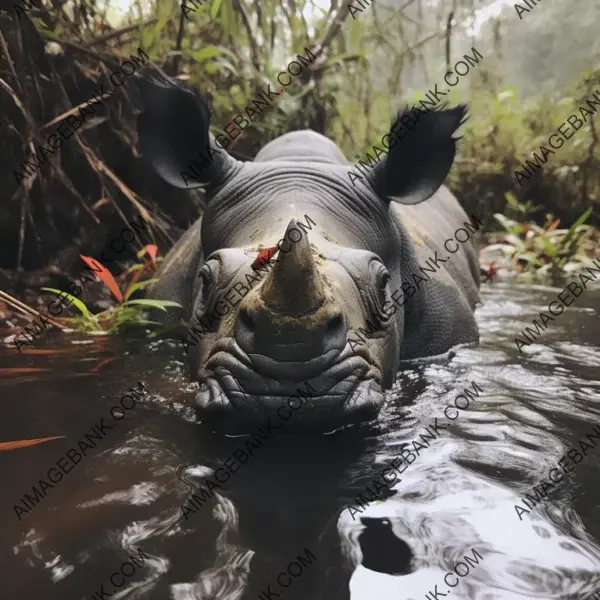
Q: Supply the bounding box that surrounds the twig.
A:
[311,55,362,74]
[396,17,471,63]
[309,0,355,69]
[0,30,26,102]
[40,34,111,62]
[0,290,66,329]
[173,6,186,75]
[234,0,261,73]
[280,3,295,41]
[445,10,454,74]
[73,137,161,242]
[41,92,114,130]
[86,19,158,47]
[445,0,456,75]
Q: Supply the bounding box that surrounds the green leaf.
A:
[122,299,182,312]
[112,307,139,323]
[141,26,154,49]
[540,237,558,257]
[125,264,146,274]
[124,279,158,301]
[154,6,171,38]
[192,46,223,62]
[41,288,92,319]
[505,191,520,209]
[215,58,239,77]
[494,213,522,234]
[568,207,593,236]
[211,0,223,18]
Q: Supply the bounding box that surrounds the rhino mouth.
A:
[194,340,385,430]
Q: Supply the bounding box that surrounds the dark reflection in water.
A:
[1,283,600,600]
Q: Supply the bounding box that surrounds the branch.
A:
[309,0,355,69]
[40,34,111,62]
[172,9,186,75]
[0,291,67,330]
[0,29,25,101]
[85,18,158,47]
[310,54,363,74]
[445,10,454,74]
[234,0,261,72]
[396,13,473,63]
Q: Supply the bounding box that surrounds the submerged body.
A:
[136,66,480,431]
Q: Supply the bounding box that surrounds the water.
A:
[1,282,600,600]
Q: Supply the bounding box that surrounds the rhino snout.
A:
[235,218,347,364]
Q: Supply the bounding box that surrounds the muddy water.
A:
[1,282,600,600]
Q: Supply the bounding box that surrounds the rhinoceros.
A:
[135,67,480,431]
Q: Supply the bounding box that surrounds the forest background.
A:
[1,0,599,295]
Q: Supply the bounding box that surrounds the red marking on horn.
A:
[252,245,280,269]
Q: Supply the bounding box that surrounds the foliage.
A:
[41,245,181,335]
[448,66,600,231]
[489,193,597,277]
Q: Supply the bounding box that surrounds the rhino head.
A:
[135,66,475,432]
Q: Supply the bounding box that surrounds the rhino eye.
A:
[198,265,211,286]
[375,267,390,298]
[197,263,214,308]
[379,271,390,291]
[368,262,390,316]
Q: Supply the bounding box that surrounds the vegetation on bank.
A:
[481,195,598,283]
[41,246,180,335]
[447,67,600,232]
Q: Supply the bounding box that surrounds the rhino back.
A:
[392,185,481,309]
[254,130,350,165]
[389,185,481,359]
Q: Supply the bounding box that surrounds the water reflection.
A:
[2,283,600,599]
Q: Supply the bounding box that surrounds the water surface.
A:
[1,282,600,600]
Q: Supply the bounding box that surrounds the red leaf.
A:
[80,255,124,303]
[251,245,280,269]
[141,244,158,266]
[480,261,498,282]
[0,436,65,452]
[89,357,116,373]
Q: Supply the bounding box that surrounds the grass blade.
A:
[122,299,182,312]
[41,288,93,319]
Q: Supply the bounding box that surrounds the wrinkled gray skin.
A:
[136,67,480,432]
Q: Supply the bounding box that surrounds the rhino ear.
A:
[367,104,468,205]
[135,65,239,190]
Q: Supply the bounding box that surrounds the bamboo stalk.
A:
[0,290,67,329]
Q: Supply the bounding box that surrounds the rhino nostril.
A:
[326,314,345,335]
[238,307,256,331]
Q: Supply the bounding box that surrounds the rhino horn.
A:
[260,219,326,315]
